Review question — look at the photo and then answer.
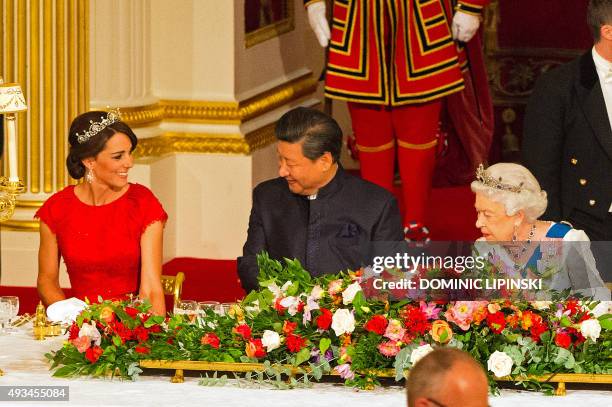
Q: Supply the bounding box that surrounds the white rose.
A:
[342,282,362,305]
[580,319,601,342]
[331,308,355,336]
[261,330,281,352]
[78,322,101,346]
[487,351,513,378]
[410,344,434,365]
[530,301,552,310]
[280,296,300,316]
[310,285,324,300]
[591,301,612,318]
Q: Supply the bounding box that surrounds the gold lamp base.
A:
[0,176,25,222]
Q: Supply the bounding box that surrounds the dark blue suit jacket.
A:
[237,167,404,292]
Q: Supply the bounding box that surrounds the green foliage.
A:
[47,252,612,394]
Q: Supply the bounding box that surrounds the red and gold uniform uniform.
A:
[306,0,489,233]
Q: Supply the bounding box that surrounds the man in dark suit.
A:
[522,0,612,243]
[237,107,404,292]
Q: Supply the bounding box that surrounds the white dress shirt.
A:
[591,47,612,212]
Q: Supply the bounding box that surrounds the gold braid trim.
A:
[397,139,438,150]
[356,140,395,153]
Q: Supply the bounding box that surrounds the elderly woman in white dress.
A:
[471,163,609,300]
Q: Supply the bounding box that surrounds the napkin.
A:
[46,297,88,324]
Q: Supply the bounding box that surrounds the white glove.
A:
[46,297,87,324]
[307,2,331,48]
[451,11,480,42]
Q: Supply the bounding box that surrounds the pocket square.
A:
[338,222,359,238]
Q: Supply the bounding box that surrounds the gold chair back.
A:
[161,272,185,309]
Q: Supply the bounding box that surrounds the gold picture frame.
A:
[245,0,295,48]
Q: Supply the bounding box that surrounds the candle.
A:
[5,115,19,183]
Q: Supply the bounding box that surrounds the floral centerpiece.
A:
[47,253,612,393]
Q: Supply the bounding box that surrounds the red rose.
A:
[567,327,586,345]
[85,346,103,363]
[245,339,266,358]
[529,320,548,343]
[286,334,306,353]
[134,326,149,342]
[297,302,305,313]
[401,306,430,338]
[233,324,252,340]
[282,320,297,335]
[140,313,151,323]
[364,315,388,335]
[201,333,220,349]
[135,345,150,354]
[315,308,333,330]
[166,338,174,345]
[125,307,139,318]
[148,324,161,334]
[486,312,506,334]
[274,298,286,315]
[111,321,133,343]
[555,331,572,349]
[564,300,580,316]
[68,323,80,340]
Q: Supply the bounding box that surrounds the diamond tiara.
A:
[76,108,122,144]
[475,164,524,193]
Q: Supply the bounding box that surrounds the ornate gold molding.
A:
[245,0,295,49]
[0,219,39,232]
[160,73,317,124]
[120,103,165,127]
[134,123,276,158]
[16,200,44,209]
[122,74,317,129]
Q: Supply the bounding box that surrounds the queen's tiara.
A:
[475,164,524,193]
[76,108,122,144]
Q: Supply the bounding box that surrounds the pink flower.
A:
[384,319,406,341]
[334,363,355,380]
[378,340,401,357]
[70,335,91,353]
[328,279,343,296]
[419,301,442,320]
[444,301,476,331]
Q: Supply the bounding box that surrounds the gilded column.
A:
[0,0,88,230]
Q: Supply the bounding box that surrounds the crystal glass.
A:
[174,300,197,322]
[3,296,19,334]
[216,302,233,316]
[197,301,220,317]
[0,297,12,334]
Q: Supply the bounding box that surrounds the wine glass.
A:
[3,296,19,334]
[197,301,220,317]
[0,297,12,334]
[216,302,233,316]
[174,300,197,323]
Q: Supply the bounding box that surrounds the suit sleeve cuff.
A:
[456,1,486,16]
[304,0,324,9]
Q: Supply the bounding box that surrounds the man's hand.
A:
[451,11,480,42]
[307,2,331,47]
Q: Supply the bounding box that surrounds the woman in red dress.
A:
[36,110,168,315]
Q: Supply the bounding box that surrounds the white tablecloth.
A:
[0,324,610,407]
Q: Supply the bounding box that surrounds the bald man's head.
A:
[407,348,489,407]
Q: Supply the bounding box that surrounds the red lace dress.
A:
[35,183,168,302]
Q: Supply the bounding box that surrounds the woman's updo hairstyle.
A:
[470,162,548,222]
[66,110,138,179]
